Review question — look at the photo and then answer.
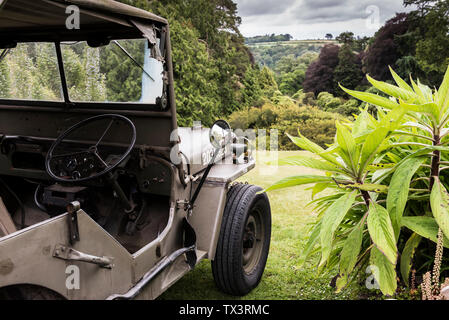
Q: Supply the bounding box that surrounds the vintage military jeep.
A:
[0,0,271,300]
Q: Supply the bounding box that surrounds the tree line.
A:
[1,0,447,136]
[245,34,293,44]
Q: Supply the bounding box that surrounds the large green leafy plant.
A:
[266,65,449,296]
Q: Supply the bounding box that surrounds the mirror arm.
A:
[188,147,221,212]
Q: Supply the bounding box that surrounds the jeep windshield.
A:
[0,39,164,105]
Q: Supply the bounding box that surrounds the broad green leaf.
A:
[417,79,433,101]
[340,183,388,193]
[437,65,449,112]
[372,168,394,185]
[410,77,427,105]
[276,155,342,172]
[336,121,357,171]
[287,133,340,166]
[390,66,413,92]
[336,221,364,292]
[400,233,421,287]
[367,74,417,102]
[401,216,449,248]
[320,191,357,267]
[370,247,397,296]
[430,178,449,240]
[264,175,332,193]
[367,202,398,264]
[352,109,374,137]
[381,104,409,132]
[368,163,395,171]
[298,221,321,266]
[401,121,433,134]
[340,86,399,110]
[400,102,439,122]
[359,127,389,175]
[288,132,323,154]
[387,157,424,240]
[335,275,350,293]
[312,183,330,199]
[373,148,441,184]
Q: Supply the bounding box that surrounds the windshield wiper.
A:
[0,48,11,64]
[112,40,154,82]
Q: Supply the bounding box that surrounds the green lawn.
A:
[160,151,361,300]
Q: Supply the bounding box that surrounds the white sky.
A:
[234,0,415,40]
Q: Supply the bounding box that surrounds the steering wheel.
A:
[45,114,136,183]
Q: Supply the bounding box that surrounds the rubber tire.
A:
[212,184,271,296]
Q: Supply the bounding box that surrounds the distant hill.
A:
[248,40,336,69]
[245,34,293,44]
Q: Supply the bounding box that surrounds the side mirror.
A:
[209,120,232,149]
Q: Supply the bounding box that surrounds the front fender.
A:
[0,210,134,300]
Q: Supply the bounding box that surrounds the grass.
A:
[159,151,361,300]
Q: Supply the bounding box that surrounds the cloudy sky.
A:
[234,0,414,39]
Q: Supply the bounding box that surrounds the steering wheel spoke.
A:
[51,151,90,160]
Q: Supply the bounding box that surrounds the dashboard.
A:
[0,135,173,196]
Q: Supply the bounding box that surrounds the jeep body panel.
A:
[0,0,258,300]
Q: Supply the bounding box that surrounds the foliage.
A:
[315,92,360,117]
[316,92,341,110]
[0,54,11,98]
[274,52,318,96]
[363,13,411,81]
[98,40,142,102]
[248,40,326,70]
[336,32,370,53]
[336,32,355,45]
[266,65,449,297]
[0,43,62,101]
[168,20,222,126]
[245,34,293,44]
[303,44,340,96]
[414,1,449,82]
[333,44,363,95]
[228,102,341,150]
[118,0,255,125]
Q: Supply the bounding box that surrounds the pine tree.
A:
[0,58,11,98]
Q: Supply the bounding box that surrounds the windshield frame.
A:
[0,35,168,112]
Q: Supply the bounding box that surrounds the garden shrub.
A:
[265,66,449,298]
[228,102,341,150]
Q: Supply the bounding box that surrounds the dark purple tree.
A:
[363,13,410,81]
[303,44,340,96]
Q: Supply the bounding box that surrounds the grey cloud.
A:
[236,0,414,39]
[293,0,410,23]
[236,0,298,16]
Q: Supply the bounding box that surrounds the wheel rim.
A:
[242,206,265,274]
